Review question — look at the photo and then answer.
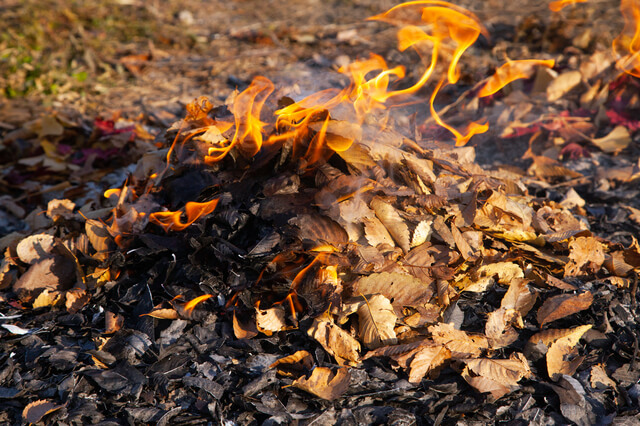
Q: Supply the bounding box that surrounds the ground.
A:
[1,0,639,425]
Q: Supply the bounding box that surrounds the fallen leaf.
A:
[46,199,76,221]
[270,350,314,377]
[547,330,589,381]
[464,353,532,387]
[105,311,124,334]
[32,289,63,309]
[564,236,605,277]
[501,278,537,316]
[370,197,410,253]
[233,310,258,339]
[65,288,89,314]
[256,304,288,336]
[352,272,434,311]
[357,294,398,349]
[529,324,593,349]
[547,70,582,102]
[16,233,55,265]
[485,307,522,349]
[363,217,395,247]
[292,366,351,400]
[22,399,65,424]
[462,366,512,400]
[407,344,451,383]
[141,308,179,320]
[429,322,488,358]
[307,315,361,365]
[590,126,631,153]
[537,292,593,326]
[590,364,617,390]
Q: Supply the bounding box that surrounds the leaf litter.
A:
[0,0,640,424]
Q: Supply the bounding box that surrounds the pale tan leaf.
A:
[270,350,314,377]
[590,364,616,390]
[32,289,63,309]
[411,219,433,248]
[352,272,433,310]
[85,219,113,261]
[457,262,524,293]
[141,308,179,320]
[65,288,89,314]
[46,199,76,221]
[591,125,631,153]
[429,322,488,358]
[362,339,429,361]
[464,353,532,387]
[461,365,512,400]
[357,294,397,349]
[529,325,592,348]
[22,399,65,424]
[363,217,395,247]
[565,237,605,277]
[256,305,287,336]
[547,335,586,381]
[485,308,521,349]
[408,344,451,383]
[501,278,537,316]
[16,233,55,265]
[451,223,476,261]
[233,310,258,339]
[370,197,410,253]
[307,316,361,365]
[537,292,593,326]
[292,366,351,401]
[547,70,582,102]
[105,311,124,334]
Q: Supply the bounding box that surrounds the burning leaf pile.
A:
[1,0,640,424]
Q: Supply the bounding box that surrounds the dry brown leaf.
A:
[407,344,451,383]
[501,278,537,316]
[292,366,351,401]
[270,350,314,377]
[537,292,593,326]
[485,308,522,349]
[85,219,113,261]
[105,311,124,334]
[256,305,287,336]
[32,289,63,309]
[13,255,77,296]
[590,364,616,390]
[462,365,512,400]
[65,288,89,314]
[233,310,259,339]
[457,262,524,293]
[307,316,361,365]
[363,217,395,247]
[529,325,593,349]
[411,219,433,248]
[370,197,410,253]
[46,199,76,221]
[565,237,605,277]
[352,272,433,310]
[591,126,631,153]
[429,322,488,358]
[464,353,532,387]
[289,214,348,245]
[547,70,582,102]
[22,399,65,424]
[547,335,587,381]
[141,308,179,320]
[16,233,55,265]
[357,294,397,349]
[451,223,476,261]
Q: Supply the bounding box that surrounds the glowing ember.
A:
[149,199,219,232]
[613,0,640,77]
[478,59,556,97]
[548,0,588,12]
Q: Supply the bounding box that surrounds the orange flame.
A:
[549,0,588,12]
[184,294,214,313]
[478,59,555,97]
[614,0,640,77]
[149,198,219,232]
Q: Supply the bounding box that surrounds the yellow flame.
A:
[614,0,640,77]
[149,198,219,232]
[549,0,588,12]
[184,294,214,313]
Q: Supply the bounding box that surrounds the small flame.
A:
[478,59,555,97]
[183,294,214,313]
[149,198,219,232]
[549,0,588,12]
[613,0,640,77]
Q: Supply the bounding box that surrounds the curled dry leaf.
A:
[537,291,593,326]
[370,197,410,253]
[501,278,537,316]
[32,289,63,309]
[411,219,433,248]
[233,310,258,339]
[307,316,361,365]
[105,311,124,334]
[270,350,314,377]
[46,198,76,221]
[547,325,591,381]
[457,262,524,293]
[65,288,89,314]
[357,294,398,349]
[429,322,488,358]
[141,308,179,320]
[461,366,512,400]
[292,366,351,401]
[363,217,395,247]
[485,307,522,349]
[529,324,593,349]
[591,125,631,153]
[464,353,532,388]
[565,237,605,277]
[16,233,55,265]
[255,304,288,336]
[22,399,65,424]
[590,364,617,390]
[407,344,451,383]
[352,272,433,310]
